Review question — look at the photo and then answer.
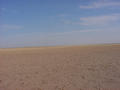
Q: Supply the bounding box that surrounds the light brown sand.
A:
[0,44,120,90]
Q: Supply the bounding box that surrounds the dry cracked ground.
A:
[0,44,120,90]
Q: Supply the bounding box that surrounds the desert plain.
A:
[0,44,120,90]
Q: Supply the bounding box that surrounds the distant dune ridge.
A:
[0,44,120,90]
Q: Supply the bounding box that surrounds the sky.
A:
[0,0,120,48]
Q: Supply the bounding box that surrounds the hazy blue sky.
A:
[0,0,120,48]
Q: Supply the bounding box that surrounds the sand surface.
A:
[0,44,120,90]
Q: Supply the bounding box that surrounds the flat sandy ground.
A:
[0,44,120,90]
